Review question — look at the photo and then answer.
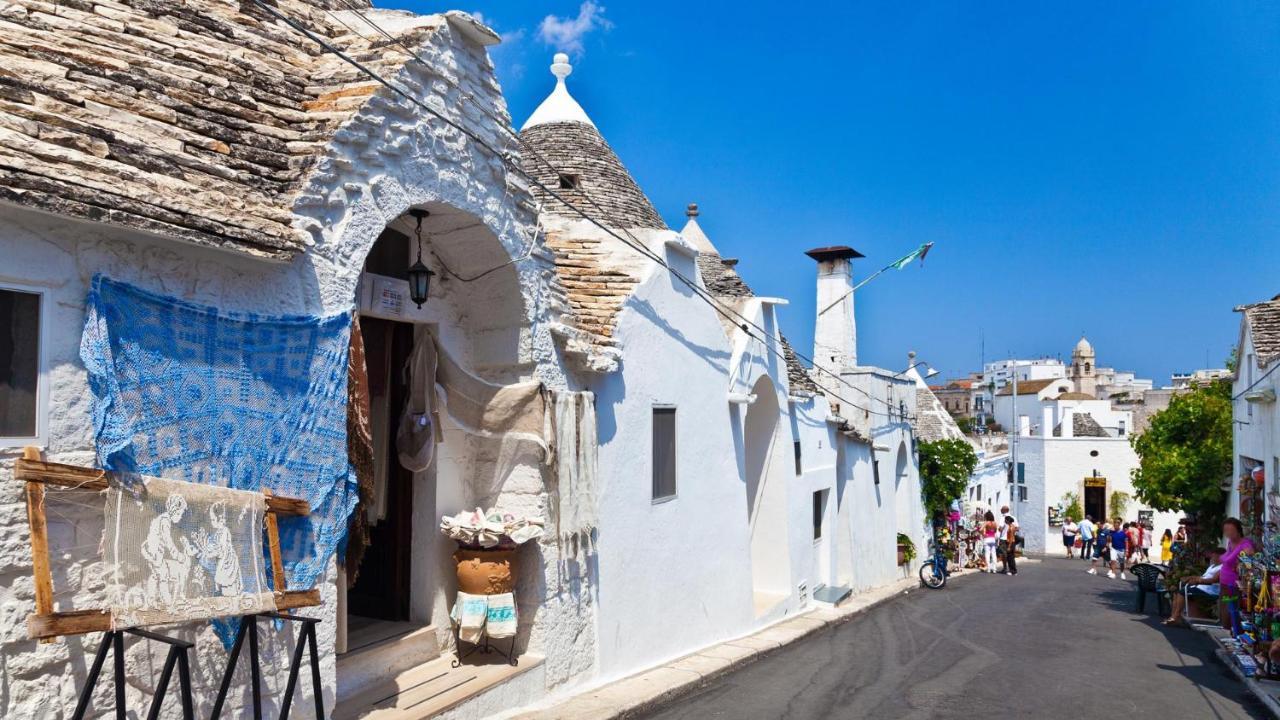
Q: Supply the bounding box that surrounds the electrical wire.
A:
[320,0,904,414]
[247,0,910,420]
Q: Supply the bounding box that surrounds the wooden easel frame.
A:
[15,447,327,719]
[14,446,320,640]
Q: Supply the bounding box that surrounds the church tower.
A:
[1070,336,1097,397]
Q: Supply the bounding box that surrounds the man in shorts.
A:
[1089,521,1112,575]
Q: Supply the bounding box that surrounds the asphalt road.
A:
[637,558,1268,720]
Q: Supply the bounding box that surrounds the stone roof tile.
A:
[1238,295,1280,368]
[0,0,437,259]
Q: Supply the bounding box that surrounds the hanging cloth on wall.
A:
[104,474,277,629]
[432,335,548,456]
[80,276,357,609]
[395,328,440,473]
[345,314,376,586]
[547,390,599,557]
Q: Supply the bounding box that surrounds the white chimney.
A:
[806,246,865,376]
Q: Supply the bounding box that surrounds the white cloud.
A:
[538,2,612,56]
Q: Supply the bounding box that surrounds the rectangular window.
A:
[793,440,803,476]
[652,406,677,501]
[812,490,828,541]
[872,458,881,485]
[1,287,43,442]
[1018,485,1028,502]
[1016,462,1025,484]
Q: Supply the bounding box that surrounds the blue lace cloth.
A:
[81,276,356,607]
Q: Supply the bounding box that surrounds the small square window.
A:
[652,406,677,501]
[558,173,580,190]
[1,287,43,443]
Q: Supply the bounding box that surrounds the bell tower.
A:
[1070,335,1097,397]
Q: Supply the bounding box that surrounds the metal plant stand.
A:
[209,612,324,720]
[452,631,518,668]
[72,627,195,720]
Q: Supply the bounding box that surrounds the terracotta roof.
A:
[1054,392,1096,401]
[1052,413,1109,438]
[1238,295,1280,369]
[0,0,474,259]
[994,378,1061,396]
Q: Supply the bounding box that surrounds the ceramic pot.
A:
[455,548,516,595]
[897,545,908,566]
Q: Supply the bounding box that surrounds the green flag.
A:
[889,242,934,270]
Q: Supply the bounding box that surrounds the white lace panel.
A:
[104,475,277,629]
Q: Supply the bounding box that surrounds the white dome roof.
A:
[521,53,595,130]
[1074,336,1094,355]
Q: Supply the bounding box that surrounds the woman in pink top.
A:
[1218,517,1254,632]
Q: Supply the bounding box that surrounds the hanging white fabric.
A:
[548,390,599,557]
[432,335,548,455]
[396,328,440,473]
[104,475,277,629]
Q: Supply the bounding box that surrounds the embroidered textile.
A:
[81,276,357,599]
[105,474,276,629]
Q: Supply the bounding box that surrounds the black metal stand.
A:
[452,631,518,668]
[209,613,324,720]
[71,627,195,720]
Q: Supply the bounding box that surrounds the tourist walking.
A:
[1063,518,1079,559]
[1140,522,1153,562]
[1003,515,1019,576]
[1161,528,1173,564]
[1126,522,1142,565]
[1079,516,1096,561]
[1111,519,1129,580]
[981,510,999,573]
[1219,517,1256,633]
[1088,520,1111,575]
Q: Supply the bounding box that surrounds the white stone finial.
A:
[522,53,595,130]
[552,53,572,83]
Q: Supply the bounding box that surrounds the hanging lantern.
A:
[407,209,435,308]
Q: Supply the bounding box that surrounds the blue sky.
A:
[401,1,1280,384]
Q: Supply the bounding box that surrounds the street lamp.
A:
[407,209,436,308]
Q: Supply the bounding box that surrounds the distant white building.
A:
[1172,368,1233,389]
[1230,295,1280,530]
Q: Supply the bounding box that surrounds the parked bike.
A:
[919,537,949,589]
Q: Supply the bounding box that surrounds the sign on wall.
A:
[1084,477,1107,488]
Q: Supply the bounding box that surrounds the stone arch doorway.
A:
[743,374,792,614]
[336,201,537,700]
[893,442,915,549]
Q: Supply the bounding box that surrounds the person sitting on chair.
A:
[1164,547,1224,627]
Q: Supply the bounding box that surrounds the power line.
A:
[319,1,903,414]
[248,0,905,419]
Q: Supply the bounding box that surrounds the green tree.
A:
[918,438,979,519]
[1130,380,1233,515]
[956,416,975,435]
[1061,491,1084,522]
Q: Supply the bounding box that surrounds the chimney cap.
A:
[804,245,865,262]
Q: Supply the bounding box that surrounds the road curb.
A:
[1198,632,1280,719]
[506,562,1024,720]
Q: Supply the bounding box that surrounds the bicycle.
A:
[919,538,950,589]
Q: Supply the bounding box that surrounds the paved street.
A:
[638,558,1267,720]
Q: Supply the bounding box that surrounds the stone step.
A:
[337,624,441,702]
[334,650,543,720]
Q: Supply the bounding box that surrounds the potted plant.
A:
[440,507,544,595]
[897,532,916,566]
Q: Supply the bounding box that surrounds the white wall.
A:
[0,21,597,718]
[1233,329,1280,526]
[589,242,754,681]
[1015,436,1178,555]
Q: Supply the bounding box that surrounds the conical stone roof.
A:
[519,56,666,230]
